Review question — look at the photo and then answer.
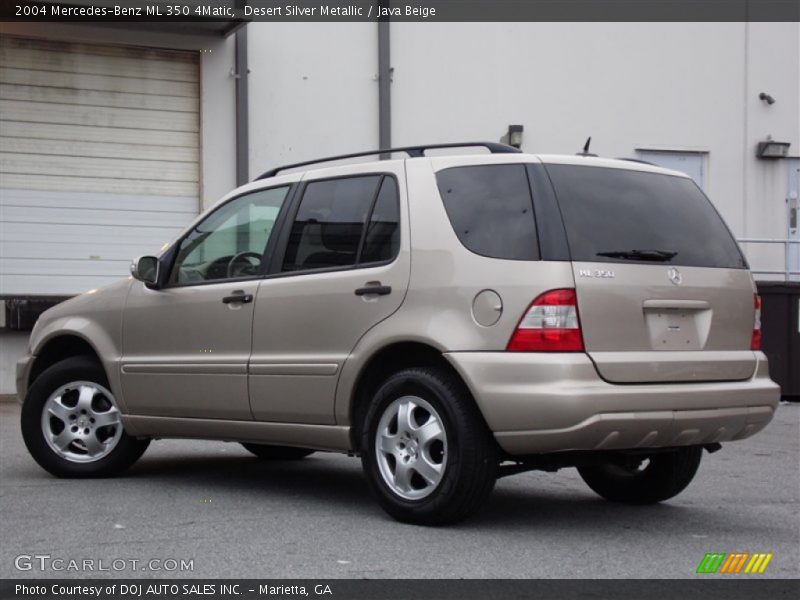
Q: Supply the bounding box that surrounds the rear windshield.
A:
[545,165,746,269]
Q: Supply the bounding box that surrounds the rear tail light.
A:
[507,288,585,352]
[751,294,762,351]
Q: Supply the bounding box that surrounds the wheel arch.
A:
[347,340,487,452]
[29,334,105,389]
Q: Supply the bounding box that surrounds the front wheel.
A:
[21,356,149,478]
[577,447,703,504]
[361,367,497,525]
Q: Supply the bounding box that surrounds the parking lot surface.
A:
[1,401,797,579]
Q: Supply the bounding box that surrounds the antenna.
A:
[577,136,598,157]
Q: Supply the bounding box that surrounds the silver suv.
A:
[18,142,780,524]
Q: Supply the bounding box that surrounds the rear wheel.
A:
[21,356,149,478]
[361,367,497,525]
[241,443,315,460]
[578,447,703,504]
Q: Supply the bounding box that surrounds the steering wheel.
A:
[226,251,263,278]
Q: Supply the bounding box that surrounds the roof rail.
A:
[255,141,522,180]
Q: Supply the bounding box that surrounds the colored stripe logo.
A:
[696,552,773,574]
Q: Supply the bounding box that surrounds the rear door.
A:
[544,161,756,383]
[249,162,410,424]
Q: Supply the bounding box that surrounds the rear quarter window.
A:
[544,164,747,269]
[435,164,539,260]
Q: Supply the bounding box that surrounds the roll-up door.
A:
[0,36,200,296]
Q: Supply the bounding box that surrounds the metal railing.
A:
[737,238,800,279]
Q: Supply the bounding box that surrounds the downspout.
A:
[742,21,749,240]
[378,19,392,152]
[235,26,249,185]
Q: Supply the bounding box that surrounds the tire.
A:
[577,447,703,504]
[241,443,315,460]
[360,367,498,525]
[21,356,150,478]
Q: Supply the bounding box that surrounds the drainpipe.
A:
[234,26,249,185]
[378,20,391,151]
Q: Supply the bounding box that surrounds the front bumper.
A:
[444,352,780,456]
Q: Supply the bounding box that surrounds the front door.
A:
[250,163,410,424]
[120,185,292,419]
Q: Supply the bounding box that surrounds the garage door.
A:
[0,36,200,296]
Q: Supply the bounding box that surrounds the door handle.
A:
[222,292,253,304]
[355,285,392,296]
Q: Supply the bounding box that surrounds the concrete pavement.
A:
[1,401,797,579]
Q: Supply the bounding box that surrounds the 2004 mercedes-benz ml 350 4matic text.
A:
[18,142,780,524]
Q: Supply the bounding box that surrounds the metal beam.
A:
[378,19,392,152]
[234,26,249,186]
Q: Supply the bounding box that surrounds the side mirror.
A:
[130,256,160,288]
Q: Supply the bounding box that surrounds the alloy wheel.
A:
[40,381,123,463]
[375,395,448,500]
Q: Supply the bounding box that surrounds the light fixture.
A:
[505,124,524,149]
[758,92,776,105]
[756,140,791,159]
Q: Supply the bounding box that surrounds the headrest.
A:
[320,221,362,253]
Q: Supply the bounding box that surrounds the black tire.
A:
[241,443,315,460]
[21,356,150,478]
[577,447,703,504]
[360,367,498,525]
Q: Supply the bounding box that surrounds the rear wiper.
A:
[596,249,678,262]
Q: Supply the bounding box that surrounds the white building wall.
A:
[0,331,27,398]
[741,23,800,275]
[245,22,798,276]
[247,22,379,177]
[391,22,799,251]
[200,34,237,209]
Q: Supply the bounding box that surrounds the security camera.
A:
[759,92,776,105]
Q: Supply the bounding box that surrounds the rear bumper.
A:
[444,351,780,456]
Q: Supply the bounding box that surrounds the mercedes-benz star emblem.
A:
[667,267,682,285]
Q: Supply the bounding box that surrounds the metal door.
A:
[636,150,706,189]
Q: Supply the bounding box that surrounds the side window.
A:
[282,175,401,272]
[361,177,400,264]
[436,165,539,260]
[170,186,289,284]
